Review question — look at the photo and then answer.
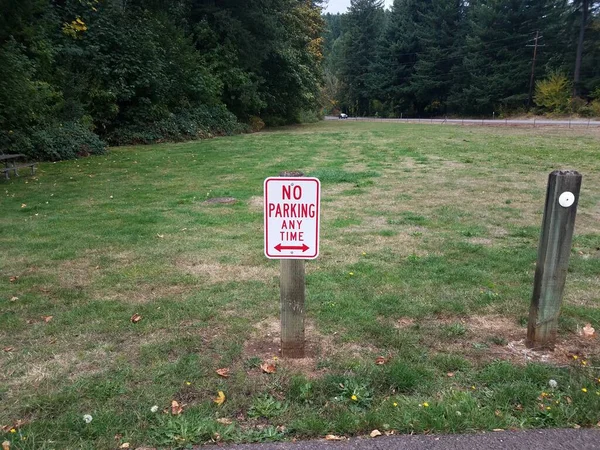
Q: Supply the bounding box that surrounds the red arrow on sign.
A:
[275,243,310,252]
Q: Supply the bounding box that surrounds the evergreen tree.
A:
[448,0,569,115]
[339,0,384,116]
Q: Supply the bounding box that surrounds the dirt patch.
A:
[244,317,330,378]
[176,259,278,284]
[418,315,599,366]
[244,317,386,377]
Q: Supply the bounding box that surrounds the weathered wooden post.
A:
[264,172,320,358]
[279,170,306,358]
[526,170,582,350]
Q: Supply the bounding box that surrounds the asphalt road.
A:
[325,116,600,127]
[212,429,600,450]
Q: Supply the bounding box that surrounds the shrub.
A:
[569,96,588,115]
[592,100,600,117]
[248,116,266,132]
[30,122,106,161]
[104,105,244,146]
[534,73,571,114]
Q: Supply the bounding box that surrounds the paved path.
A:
[325,116,600,128]
[211,429,600,450]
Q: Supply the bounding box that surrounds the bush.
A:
[30,122,106,161]
[534,73,571,114]
[248,116,266,132]
[296,109,322,123]
[592,100,600,117]
[104,105,244,146]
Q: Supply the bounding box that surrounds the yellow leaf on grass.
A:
[370,429,382,438]
[214,391,226,406]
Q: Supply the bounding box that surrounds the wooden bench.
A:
[2,163,36,180]
[1,154,36,180]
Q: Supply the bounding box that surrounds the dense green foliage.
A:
[0,0,324,159]
[324,0,600,117]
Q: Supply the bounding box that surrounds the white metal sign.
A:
[264,177,320,259]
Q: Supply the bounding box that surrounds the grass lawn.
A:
[1,121,600,449]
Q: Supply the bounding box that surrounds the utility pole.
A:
[527,31,545,108]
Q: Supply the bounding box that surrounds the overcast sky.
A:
[323,0,394,14]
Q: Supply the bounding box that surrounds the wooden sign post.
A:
[264,171,320,358]
[526,170,582,350]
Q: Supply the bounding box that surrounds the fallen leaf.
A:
[1,420,28,432]
[9,276,18,283]
[573,424,581,429]
[375,356,389,365]
[582,323,596,338]
[3,347,14,352]
[119,444,130,449]
[216,368,230,378]
[21,204,26,208]
[325,435,345,441]
[216,418,232,425]
[2,441,10,450]
[492,429,504,432]
[130,313,142,323]
[156,234,164,239]
[10,297,18,302]
[214,391,226,406]
[42,315,53,323]
[370,429,382,438]
[495,410,502,417]
[260,363,276,374]
[515,404,523,411]
[447,372,455,377]
[171,400,183,415]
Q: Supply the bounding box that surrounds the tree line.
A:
[0,0,324,160]
[323,0,600,118]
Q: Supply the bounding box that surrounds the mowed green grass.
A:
[1,121,599,448]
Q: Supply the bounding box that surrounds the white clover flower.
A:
[150,405,159,413]
[83,414,93,424]
[549,379,558,389]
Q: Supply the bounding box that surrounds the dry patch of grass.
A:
[176,259,278,284]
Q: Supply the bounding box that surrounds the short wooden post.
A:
[279,170,306,358]
[526,170,582,350]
